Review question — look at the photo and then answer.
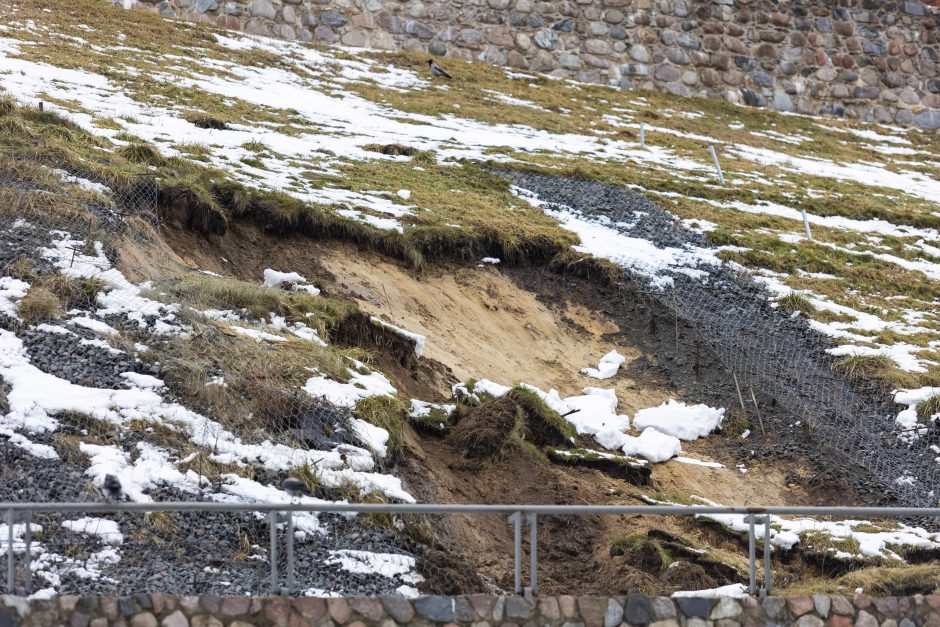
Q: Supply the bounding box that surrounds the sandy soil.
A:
[159,221,851,594]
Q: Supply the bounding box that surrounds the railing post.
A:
[527,513,538,598]
[762,515,772,597]
[6,508,13,594]
[510,512,522,594]
[269,511,279,595]
[286,511,296,595]
[24,512,31,594]
[747,514,757,595]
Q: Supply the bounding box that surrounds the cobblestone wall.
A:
[3,593,940,626]
[120,0,940,129]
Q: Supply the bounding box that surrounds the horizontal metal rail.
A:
[5,502,940,598]
[2,502,940,516]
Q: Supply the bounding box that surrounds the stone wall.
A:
[2,593,940,626]
[120,0,940,129]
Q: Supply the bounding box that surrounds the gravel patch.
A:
[501,170,934,507]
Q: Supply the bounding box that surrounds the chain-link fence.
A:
[503,170,939,508]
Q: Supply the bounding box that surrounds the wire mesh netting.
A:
[1,506,444,596]
[2,144,940,597]
[0,145,458,594]
[504,170,939,508]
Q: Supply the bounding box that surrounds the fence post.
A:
[24,512,31,594]
[527,513,538,598]
[286,511,296,595]
[269,511,279,595]
[801,209,812,241]
[6,509,13,594]
[640,123,645,147]
[762,516,772,597]
[709,144,725,185]
[747,515,757,595]
[509,513,522,594]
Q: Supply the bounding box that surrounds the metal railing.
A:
[5,502,940,598]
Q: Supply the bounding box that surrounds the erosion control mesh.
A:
[0,148,362,454]
[502,170,937,508]
[0,148,451,594]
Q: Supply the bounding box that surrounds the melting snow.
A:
[581,350,626,380]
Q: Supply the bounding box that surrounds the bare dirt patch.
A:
[158,221,869,594]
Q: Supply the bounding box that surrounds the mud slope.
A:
[161,218,868,507]
[159,219,872,594]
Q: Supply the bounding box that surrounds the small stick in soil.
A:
[749,386,766,436]
[732,372,748,414]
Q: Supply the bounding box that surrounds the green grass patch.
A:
[832,354,920,389]
[354,395,407,461]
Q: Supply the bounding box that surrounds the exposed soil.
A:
[158,217,877,595]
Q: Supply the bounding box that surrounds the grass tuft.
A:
[4,257,37,281]
[831,353,918,388]
[354,395,407,460]
[917,394,940,422]
[777,292,816,316]
[0,95,16,117]
[183,112,229,130]
[507,385,577,445]
[17,286,63,324]
[39,272,105,310]
[118,142,166,166]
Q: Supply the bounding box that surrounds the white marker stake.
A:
[640,123,645,147]
[801,209,813,241]
[708,144,724,185]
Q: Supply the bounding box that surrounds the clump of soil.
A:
[661,561,718,590]
[417,548,489,594]
[448,386,575,459]
[158,183,227,236]
[365,143,418,157]
[450,395,519,457]
[184,113,230,130]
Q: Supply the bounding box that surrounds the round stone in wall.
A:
[195,0,218,13]
[320,11,348,28]
[247,0,275,19]
[534,28,559,50]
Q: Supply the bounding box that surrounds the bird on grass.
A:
[282,477,311,502]
[103,474,123,502]
[427,58,452,79]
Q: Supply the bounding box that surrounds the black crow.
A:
[282,477,311,500]
[427,59,452,79]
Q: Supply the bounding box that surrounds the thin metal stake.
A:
[801,209,813,241]
[709,144,725,184]
[749,387,766,436]
[527,513,538,597]
[268,511,278,594]
[511,512,522,594]
[762,515,772,597]
[6,509,13,594]
[732,373,748,414]
[747,515,757,595]
[286,511,296,594]
[639,123,645,147]
[24,512,31,594]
